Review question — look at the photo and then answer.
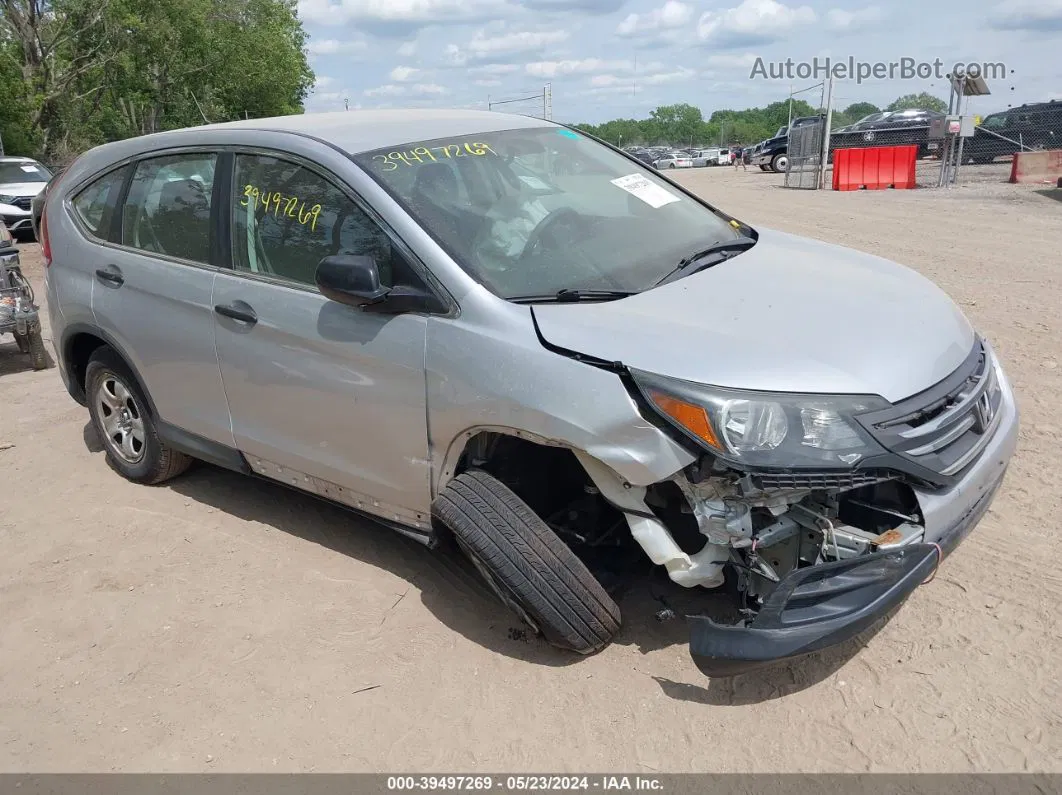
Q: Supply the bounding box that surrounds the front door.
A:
[211,152,432,525]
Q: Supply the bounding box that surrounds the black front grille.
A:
[753,470,893,490]
[10,197,31,211]
[857,340,1002,480]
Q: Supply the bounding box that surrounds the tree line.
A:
[0,0,314,166]
[573,92,949,149]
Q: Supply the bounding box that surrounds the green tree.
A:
[843,101,880,120]
[0,0,314,163]
[887,92,947,113]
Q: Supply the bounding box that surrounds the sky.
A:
[297,0,1062,124]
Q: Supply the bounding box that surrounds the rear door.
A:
[90,151,233,446]
[210,151,433,524]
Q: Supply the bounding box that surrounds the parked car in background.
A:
[962,100,1062,164]
[39,108,1018,678]
[831,108,945,160]
[751,116,823,173]
[654,151,693,169]
[1,156,53,240]
[691,148,723,167]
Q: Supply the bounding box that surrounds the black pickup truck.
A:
[752,109,945,172]
[961,100,1062,164]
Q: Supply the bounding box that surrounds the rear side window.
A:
[71,167,128,241]
[121,154,217,264]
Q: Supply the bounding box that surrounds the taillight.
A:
[40,207,52,266]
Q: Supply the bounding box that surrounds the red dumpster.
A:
[832,145,918,191]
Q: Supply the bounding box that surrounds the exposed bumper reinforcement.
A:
[689,467,1006,677]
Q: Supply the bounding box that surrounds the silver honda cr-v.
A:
[40,109,1019,677]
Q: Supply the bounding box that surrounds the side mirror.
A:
[315,254,391,307]
[314,253,448,315]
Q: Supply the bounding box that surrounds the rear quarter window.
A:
[71,166,129,241]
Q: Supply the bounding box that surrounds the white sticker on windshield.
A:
[610,174,680,209]
[20,165,39,173]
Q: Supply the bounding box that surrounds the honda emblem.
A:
[972,392,994,433]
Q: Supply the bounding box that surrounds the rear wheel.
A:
[85,347,192,484]
[433,470,621,654]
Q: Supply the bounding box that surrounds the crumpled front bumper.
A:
[689,465,1007,678]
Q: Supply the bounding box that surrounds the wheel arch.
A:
[60,322,159,418]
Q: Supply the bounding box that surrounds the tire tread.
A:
[433,470,620,654]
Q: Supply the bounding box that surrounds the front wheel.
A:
[85,347,192,484]
[433,470,621,654]
[771,153,788,172]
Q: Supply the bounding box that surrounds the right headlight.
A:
[630,368,890,469]
[0,195,17,206]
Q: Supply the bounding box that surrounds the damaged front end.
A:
[574,343,1014,676]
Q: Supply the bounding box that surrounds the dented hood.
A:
[531,227,975,403]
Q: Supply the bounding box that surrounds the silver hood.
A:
[532,227,975,403]
[0,182,47,199]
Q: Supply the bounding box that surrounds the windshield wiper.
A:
[508,288,637,304]
[654,235,757,287]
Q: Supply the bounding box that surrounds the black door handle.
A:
[214,303,258,324]
[95,267,124,286]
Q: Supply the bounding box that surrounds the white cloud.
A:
[446,27,569,64]
[364,84,407,97]
[525,58,633,77]
[616,1,694,36]
[989,0,1062,30]
[397,40,418,56]
[413,83,448,95]
[697,0,816,47]
[299,0,505,26]
[705,52,760,69]
[313,75,336,90]
[390,65,421,81]
[589,64,694,87]
[474,78,503,86]
[471,62,521,75]
[825,6,885,32]
[307,38,368,55]
[364,82,448,97]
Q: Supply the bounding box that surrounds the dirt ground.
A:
[2,165,1061,773]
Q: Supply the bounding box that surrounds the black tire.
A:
[771,153,788,173]
[759,165,770,171]
[668,163,675,169]
[25,326,48,370]
[85,346,192,485]
[433,470,621,654]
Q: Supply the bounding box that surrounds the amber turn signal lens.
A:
[648,390,723,451]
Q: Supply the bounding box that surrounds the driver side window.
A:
[232,154,399,288]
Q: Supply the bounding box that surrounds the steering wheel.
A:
[519,207,583,263]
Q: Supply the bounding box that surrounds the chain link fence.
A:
[775,91,1061,191]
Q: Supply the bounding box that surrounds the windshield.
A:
[354,126,742,298]
[0,161,51,183]
[980,113,1008,130]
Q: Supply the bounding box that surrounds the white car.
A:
[691,148,723,167]
[0,156,52,240]
[654,153,693,169]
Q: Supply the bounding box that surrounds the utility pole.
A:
[818,75,835,190]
